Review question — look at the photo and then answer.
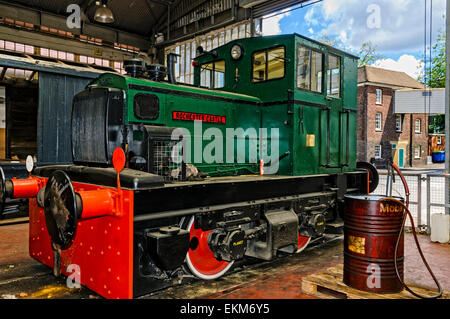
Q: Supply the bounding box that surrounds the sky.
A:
[262,0,446,80]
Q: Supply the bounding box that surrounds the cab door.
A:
[293,44,326,175]
[320,53,344,169]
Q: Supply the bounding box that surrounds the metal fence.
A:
[426,174,449,230]
[373,172,448,233]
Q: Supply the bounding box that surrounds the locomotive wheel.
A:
[297,234,311,253]
[183,216,234,280]
[0,167,6,219]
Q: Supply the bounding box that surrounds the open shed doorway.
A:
[0,66,38,162]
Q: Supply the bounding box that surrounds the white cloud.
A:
[262,11,290,36]
[262,15,284,36]
[322,0,346,19]
[374,54,423,79]
[339,30,347,42]
[309,0,446,54]
[305,7,319,26]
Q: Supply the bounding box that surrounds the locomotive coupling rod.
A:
[244,223,267,240]
[303,204,327,212]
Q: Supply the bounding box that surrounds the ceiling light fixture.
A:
[94,0,115,24]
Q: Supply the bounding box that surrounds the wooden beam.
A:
[80,0,96,10]
[0,67,6,81]
[80,0,97,23]
[155,0,191,31]
[0,25,135,62]
[27,70,37,81]
[145,0,159,25]
[0,217,29,226]
[148,0,174,6]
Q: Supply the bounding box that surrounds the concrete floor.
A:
[0,222,448,299]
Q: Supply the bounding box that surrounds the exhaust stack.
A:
[167,53,180,84]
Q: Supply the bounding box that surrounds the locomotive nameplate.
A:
[172,111,226,124]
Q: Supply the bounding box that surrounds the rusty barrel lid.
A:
[344,194,404,202]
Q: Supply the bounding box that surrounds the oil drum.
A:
[343,194,404,293]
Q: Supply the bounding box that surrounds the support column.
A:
[446,0,450,215]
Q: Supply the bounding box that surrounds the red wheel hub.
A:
[185,217,233,279]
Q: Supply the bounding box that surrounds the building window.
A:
[375,145,382,159]
[252,46,286,82]
[166,20,261,85]
[415,118,421,133]
[375,113,382,131]
[327,54,340,97]
[396,115,402,132]
[297,45,323,93]
[437,136,442,145]
[376,89,383,105]
[414,146,421,159]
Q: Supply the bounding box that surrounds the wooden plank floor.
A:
[0,217,29,226]
[301,264,450,299]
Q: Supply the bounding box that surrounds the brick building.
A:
[357,66,428,168]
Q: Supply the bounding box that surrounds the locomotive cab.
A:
[194,34,359,176]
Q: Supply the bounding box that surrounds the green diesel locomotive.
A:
[1,34,375,298]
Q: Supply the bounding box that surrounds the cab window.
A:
[327,54,341,97]
[297,45,323,93]
[200,60,225,89]
[252,46,285,82]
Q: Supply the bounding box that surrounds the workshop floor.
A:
[0,221,448,299]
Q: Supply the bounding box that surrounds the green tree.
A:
[419,27,446,134]
[315,37,383,67]
[316,35,339,47]
[419,28,446,88]
[357,42,384,67]
[429,115,445,134]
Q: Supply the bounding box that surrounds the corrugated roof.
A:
[358,65,425,89]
